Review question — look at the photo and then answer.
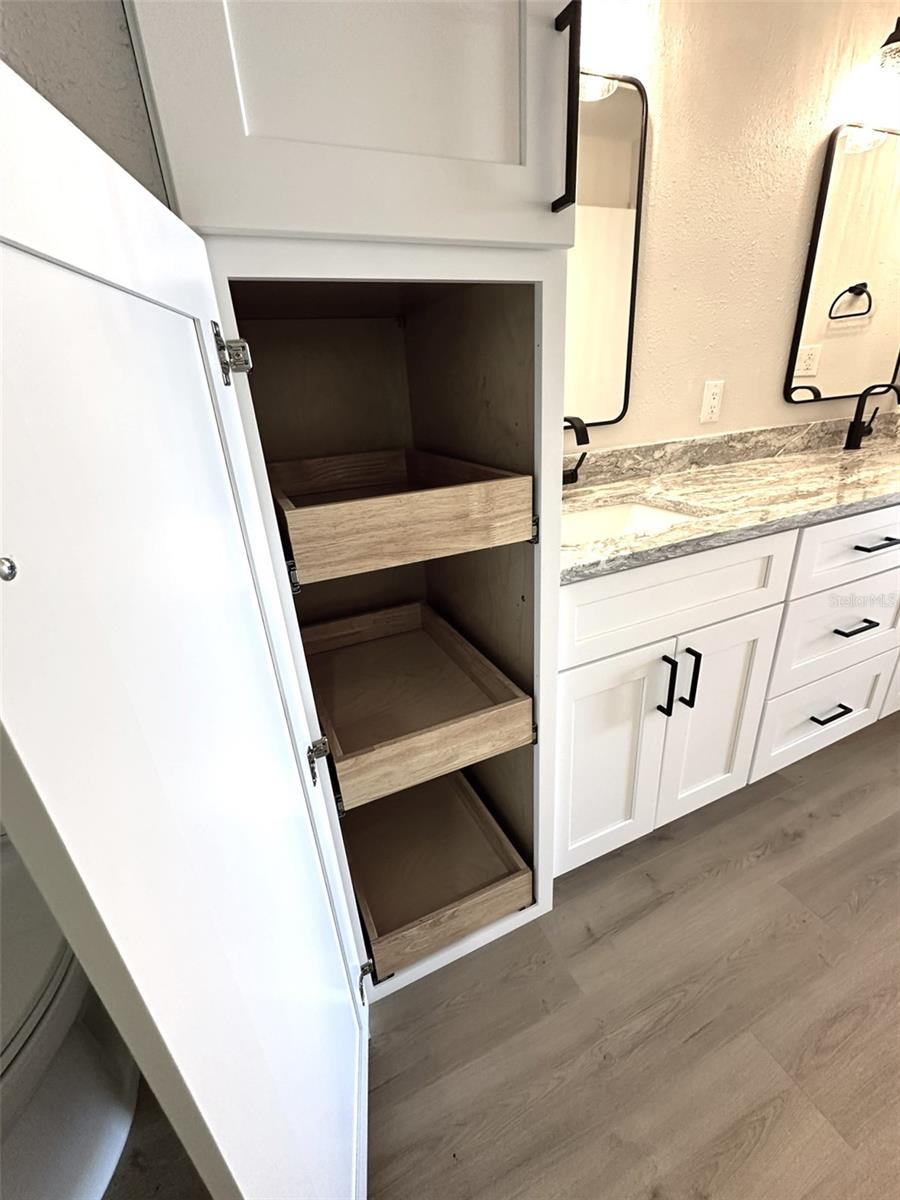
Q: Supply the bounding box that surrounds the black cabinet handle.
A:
[678,648,703,708]
[551,1,582,213]
[833,617,880,639]
[810,703,853,727]
[854,536,900,553]
[657,655,678,717]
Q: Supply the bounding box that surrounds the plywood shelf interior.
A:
[270,449,533,583]
[303,602,533,809]
[341,772,533,978]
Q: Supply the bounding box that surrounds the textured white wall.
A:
[0,0,166,204]
[575,0,900,450]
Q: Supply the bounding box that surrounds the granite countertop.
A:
[561,441,900,585]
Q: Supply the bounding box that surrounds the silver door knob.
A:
[0,557,17,582]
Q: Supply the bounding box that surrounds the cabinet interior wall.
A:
[230,278,539,944]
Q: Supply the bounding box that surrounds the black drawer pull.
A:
[679,647,703,708]
[810,703,853,727]
[833,617,880,639]
[551,1,582,213]
[657,655,678,717]
[854,536,900,553]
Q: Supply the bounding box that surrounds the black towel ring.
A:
[828,282,872,320]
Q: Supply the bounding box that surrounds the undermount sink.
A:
[562,503,691,542]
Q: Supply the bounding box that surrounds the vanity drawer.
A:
[789,505,900,598]
[559,531,796,669]
[770,567,900,695]
[750,650,896,781]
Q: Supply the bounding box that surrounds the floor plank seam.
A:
[746,1030,858,1155]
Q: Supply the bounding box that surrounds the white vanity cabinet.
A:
[130,0,577,247]
[555,603,781,873]
[556,505,900,879]
[554,535,795,875]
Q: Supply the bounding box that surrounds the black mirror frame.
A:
[583,74,648,429]
[784,123,900,404]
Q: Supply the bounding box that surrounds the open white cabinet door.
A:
[0,64,367,1200]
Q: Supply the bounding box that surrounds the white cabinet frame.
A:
[205,235,566,997]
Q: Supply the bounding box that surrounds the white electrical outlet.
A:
[700,379,724,423]
[796,345,821,377]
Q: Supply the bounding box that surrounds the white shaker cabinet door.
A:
[1,64,366,1200]
[131,0,577,247]
[555,639,674,875]
[655,608,781,828]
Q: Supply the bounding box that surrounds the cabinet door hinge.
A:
[358,960,375,1003]
[211,320,253,386]
[306,735,330,785]
[286,558,302,594]
[530,515,540,544]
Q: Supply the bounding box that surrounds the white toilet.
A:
[1,832,139,1200]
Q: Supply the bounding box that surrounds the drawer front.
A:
[790,505,900,598]
[559,531,797,669]
[750,650,896,781]
[771,567,900,695]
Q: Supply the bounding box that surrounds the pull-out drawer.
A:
[303,602,533,808]
[750,650,896,781]
[559,531,796,669]
[272,450,533,583]
[770,567,900,695]
[789,505,900,598]
[342,772,532,979]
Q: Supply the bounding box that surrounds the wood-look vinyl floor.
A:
[369,714,900,1200]
[103,713,899,1199]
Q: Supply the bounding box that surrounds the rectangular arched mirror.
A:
[786,124,899,403]
[565,73,647,429]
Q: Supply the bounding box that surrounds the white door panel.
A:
[1,64,365,1200]
[130,0,575,246]
[555,640,673,875]
[655,608,781,827]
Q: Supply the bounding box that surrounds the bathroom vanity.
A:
[555,436,900,874]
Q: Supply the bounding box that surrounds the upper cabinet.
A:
[131,0,577,246]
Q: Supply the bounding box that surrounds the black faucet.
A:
[563,415,589,485]
[844,383,900,450]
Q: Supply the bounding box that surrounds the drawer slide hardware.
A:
[286,558,302,595]
[532,722,539,745]
[211,320,253,386]
[306,735,330,785]
[530,515,540,544]
[358,960,375,1003]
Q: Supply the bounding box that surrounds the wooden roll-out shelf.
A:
[270,449,533,583]
[303,602,533,809]
[342,772,532,978]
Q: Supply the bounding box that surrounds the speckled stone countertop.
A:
[561,437,900,585]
